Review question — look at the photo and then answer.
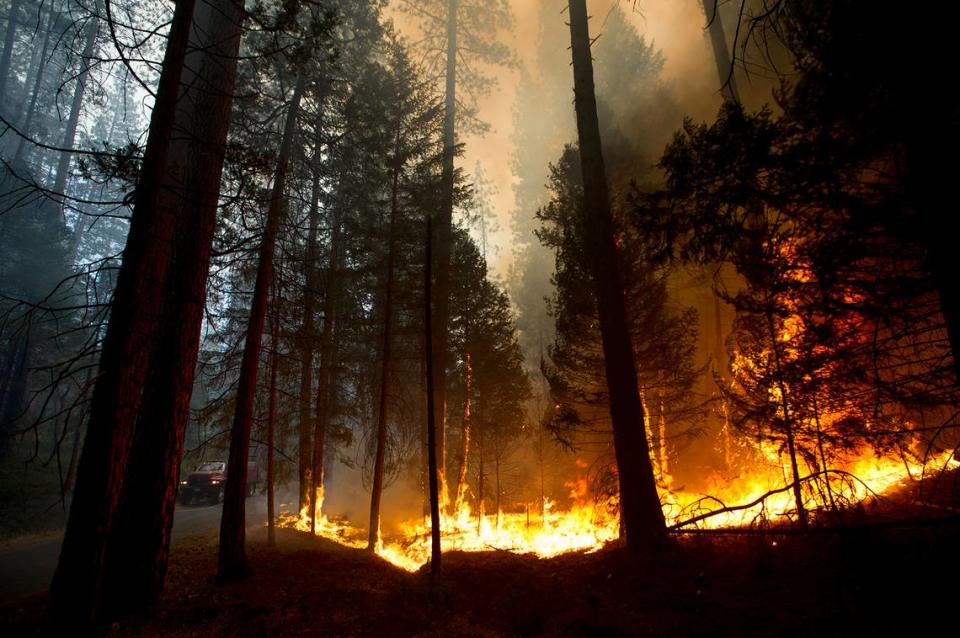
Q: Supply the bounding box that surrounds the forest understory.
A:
[4,470,959,638]
[5,518,958,638]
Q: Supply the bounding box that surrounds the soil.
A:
[2,518,958,637]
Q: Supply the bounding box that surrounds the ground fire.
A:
[278,443,959,572]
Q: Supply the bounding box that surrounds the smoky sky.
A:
[388,0,773,279]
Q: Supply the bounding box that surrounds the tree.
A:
[700,0,739,104]
[536,147,701,487]
[50,0,219,623]
[644,2,960,518]
[447,232,531,522]
[565,0,666,551]
[401,0,513,508]
[218,70,306,581]
[367,41,443,550]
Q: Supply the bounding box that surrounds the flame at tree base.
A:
[278,451,958,573]
[278,482,621,572]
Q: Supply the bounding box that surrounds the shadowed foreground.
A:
[2,521,958,637]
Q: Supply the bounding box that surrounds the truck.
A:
[178,461,260,505]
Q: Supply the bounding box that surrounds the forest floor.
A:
[2,515,959,637]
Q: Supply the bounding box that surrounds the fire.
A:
[277,447,957,572]
[666,447,958,529]
[279,475,621,572]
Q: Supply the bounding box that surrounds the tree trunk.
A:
[906,135,960,387]
[267,267,281,547]
[657,393,668,480]
[700,0,740,104]
[432,0,459,510]
[100,0,243,614]
[0,330,28,448]
[16,0,51,121]
[61,367,92,495]
[367,120,403,550]
[0,0,23,113]
[14,0,56,163]
[218,74,305,581]
[50,0,203,624]
[309,198,343,533]
[476,428,484,534]
[419,327,429,524]
[766,309,808,527]
[52,17,99,210]
[298,106,325,511]
[567,0,666,551]
[453,350,471,515]
[494,443,501,530]
[425,214,442,581]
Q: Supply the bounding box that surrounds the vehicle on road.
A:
[178,461,259,505]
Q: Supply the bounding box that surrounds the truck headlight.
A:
[179,480,188,486]
[211,479,221,485]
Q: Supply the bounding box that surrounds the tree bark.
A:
[367,118,403,550]
[700,0,740,104]
[432,0,459,510]
[50,0,202,624]
[100,0,244,614]
[567,0,666,551]
[218,74,306,581]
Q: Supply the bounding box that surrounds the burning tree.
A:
[642,8,960,520]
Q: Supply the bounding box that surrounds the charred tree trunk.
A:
[218,75,305,581]
[567,0,666,551]
[50,0,203,624]
[425,214,442,581]
[298,108,324,512]
[432,0,459,510]
[700,0,740,104]
[100,0,242,614]
[52,17,99,209]
[367,121,403,550]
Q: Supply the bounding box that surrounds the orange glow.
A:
[277,447,957,572]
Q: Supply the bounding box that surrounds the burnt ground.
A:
[1,517,958,638]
